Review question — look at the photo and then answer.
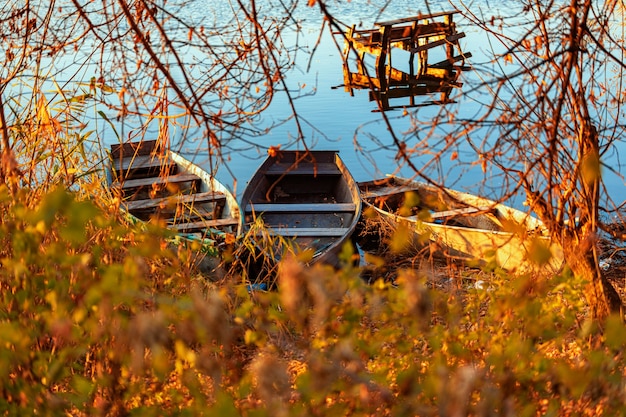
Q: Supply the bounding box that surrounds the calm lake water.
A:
[171,0,625,211]
[174,0,530,200]
[26,1,625,210]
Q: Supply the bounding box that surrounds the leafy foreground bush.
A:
[0,185,625,416]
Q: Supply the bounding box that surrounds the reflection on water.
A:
[336,10,471,111]
[7,1,624,208]
[190,0,624,210]
[189,1,512,198]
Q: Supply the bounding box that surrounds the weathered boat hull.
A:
[241,150,361,267]
[107,140,241,240]
[359,176,563,273]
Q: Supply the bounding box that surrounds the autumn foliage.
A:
[0,180,624,416]
[1,0,626,415]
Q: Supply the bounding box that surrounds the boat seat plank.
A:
[246,203,356,213]
[261,227,348,237]
[361,184,420,198]
[114,173,201,191]
[172,218,240,232]
[175,207,222,219]
[110,140,160,158]
[160,208,222,224]
[112,155,176,179]
[430,206,491,220]
[265,163,341,176]
[124,191,226,212]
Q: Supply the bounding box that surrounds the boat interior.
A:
[109,140,236,235]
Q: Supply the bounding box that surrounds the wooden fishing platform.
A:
[335,10,471,110]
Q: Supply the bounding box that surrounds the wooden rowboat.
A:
[241,150,361,267]
[359,176,563,273]
[107,140,241,241]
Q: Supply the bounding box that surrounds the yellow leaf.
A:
[268,145,281,158]
[390,223,412,253]
[364,252,385,267]
[35,220,47,235]
[36,95,51,126]
[45,291,57,312]
[604,314,626,350]
[581,151,601,185]
[527,238,552,266]
[175,340,196,366]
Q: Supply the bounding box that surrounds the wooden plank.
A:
[409,33,465,53]
[376,24,392,109]
[172,218,240,232]
[361,184,418,198]
[385,70,460,87]
[262,227,348,237]
[110,140,160,158]
[349,40,385,57]
[112,154,176,179]
[370,84,454,100]
[375,10,460,27]
[422,67,458,78]
[125,191,226,212]
[430,206,491,219]
[178,207,222,220]
[332,28,379,36]
[160,207,223,224]
[265,163,341,176]
[346,23,450,55]
[431,52,473,68]
[344,72,381,89]
[386,23,452,44]
[112,154,166,172]
[371,100,456,111]
[114,173,201,191]
[412,22,451,38]
[246,203,356,213]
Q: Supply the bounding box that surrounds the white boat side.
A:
[360,177,563,273]
[169,151,242,237]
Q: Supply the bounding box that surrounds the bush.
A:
[0,184,625,416]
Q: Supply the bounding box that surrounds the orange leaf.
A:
[268,145,281,158]
[36,95,51,126]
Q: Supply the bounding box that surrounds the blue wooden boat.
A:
[241,150,361,267]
